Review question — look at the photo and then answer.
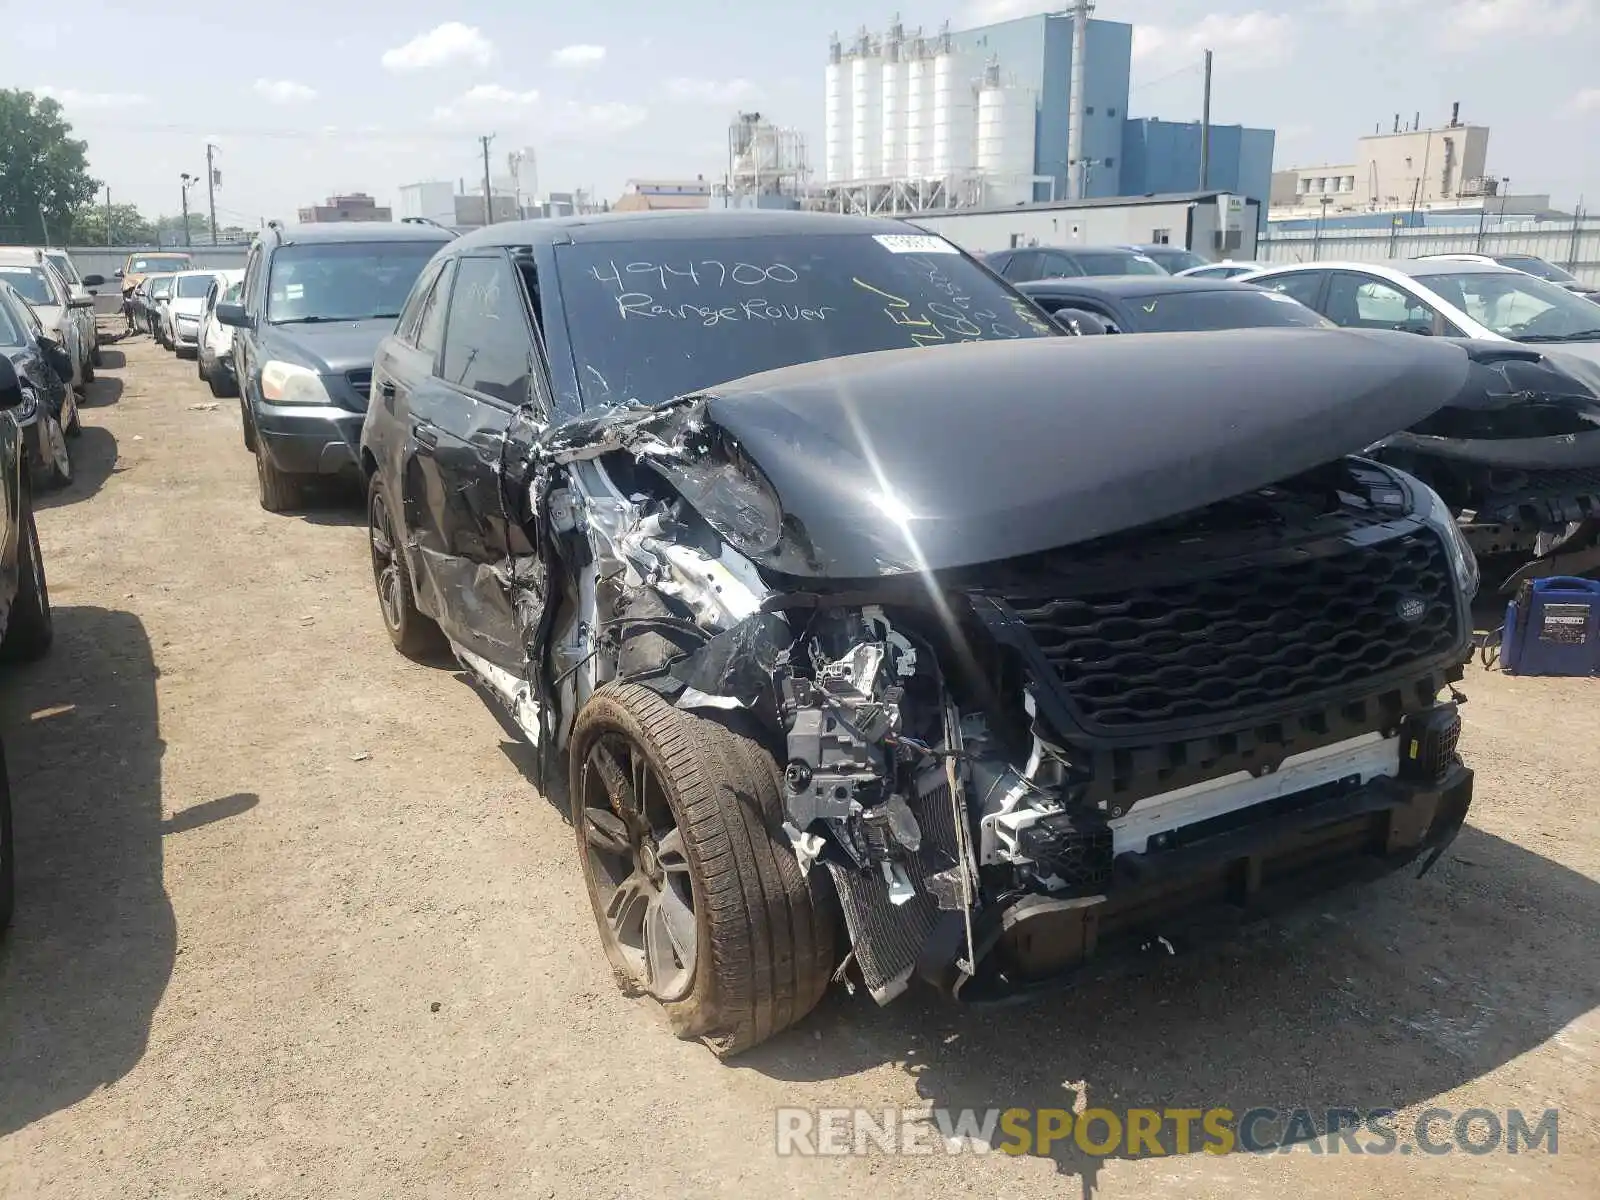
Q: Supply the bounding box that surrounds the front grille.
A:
[345,368,372,400]
[995,531,1461,731]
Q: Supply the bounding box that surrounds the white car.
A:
[39,248,109,361]
[1237,258,1600,365]
[196,271,244,397]
[162,269,225,358]
[1177,260,1267,280]
[1414,252,1600,301]
[0,256,94,391]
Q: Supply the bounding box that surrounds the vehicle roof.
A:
[125,250,192,258]
[1249,258,1520,280]
[269,220,478,247]
[1015,275,1257,297]
[448,208,941,251]
[170,267,225,277]
[0,247,46,264]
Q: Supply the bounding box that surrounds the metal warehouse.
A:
[909,190,1261,257]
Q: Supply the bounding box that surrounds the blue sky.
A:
[17,0,1599,224]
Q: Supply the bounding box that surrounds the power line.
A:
[1129,61,1205,93]
[82,120,471,142]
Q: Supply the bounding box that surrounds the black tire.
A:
[196,353,207,380]
[35,415,72,490]
[81,356,94,384]
[367,471,445,659]
[569,684,837,1057]
[0,735,14,937]
[175,345,195,360]
[209,370,231,399]
[91,340,103,366]
[240,399,256,450]
[254,441,304,512]
[65,394,81,438]
[1,497,53,662]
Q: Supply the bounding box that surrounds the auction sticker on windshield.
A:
[873,234,958,254]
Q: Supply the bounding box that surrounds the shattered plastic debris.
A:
[669,611,790,710]
[188,402,219,412]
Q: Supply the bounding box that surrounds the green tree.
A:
[69,201,156,246]
[154,211,209,247]
[0,89,100,244]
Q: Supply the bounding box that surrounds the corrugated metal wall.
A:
[1260,219,1600,284]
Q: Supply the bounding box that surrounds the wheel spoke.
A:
[651,884,696,966]
[582,805,633,858]
[604,871,652,946]
[656,828,689,876]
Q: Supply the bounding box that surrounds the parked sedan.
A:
[145,274,176,343]
[1015,275,1334,334]
[0,257,94,391]
[1176,259,1267,279]
[1239,259,1600,360]
[0,283,77,488]
[1123,243,1206,274]
[197,273,244,397]
[161,269,223,358]
[983,244,1167,283]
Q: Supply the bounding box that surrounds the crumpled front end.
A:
[516,398,1477,1006]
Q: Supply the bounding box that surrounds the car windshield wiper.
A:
[271,313,400,325]
[1515,330,1600,342]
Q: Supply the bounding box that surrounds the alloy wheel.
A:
[368,489,405,633]
[578,732,698,1001]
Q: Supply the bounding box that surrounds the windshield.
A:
[0,298,24,347]
[556,233,1056,408]
[129,255,191,274]
[175,274,214,299]
[149,276,174,298]
[1126,288,1335,332]
[223,281,243,303]
[266,241,441,324]
[1425,271,1600,341]
[0,266,57,306]
[1494,255,1579,285]
[1140,247,1206,273]
[1073,251,1166,276]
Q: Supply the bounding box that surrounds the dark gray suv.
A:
[215,220,454,512]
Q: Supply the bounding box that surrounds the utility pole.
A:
[480,133,497,226]
[205,143,220,245]
[1198,49,1213,191]
[180,173,196,247]
[105,186,113,247]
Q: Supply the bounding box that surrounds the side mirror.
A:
[81,273,106,287]
[114,269,125,279]
[1053,308,1110,336]
[1396,320,1433,336]
[215,302,251,329]
[0,355,22,410]
[38,335,73,379]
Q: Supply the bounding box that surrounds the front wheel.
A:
[367,471,444,659]
[35,415,72,489]
[253,441,304,512]
[569,684,837,1057]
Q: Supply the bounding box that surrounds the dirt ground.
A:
[0,333,1595,1199]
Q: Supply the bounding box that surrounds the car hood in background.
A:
[1382,340,1600,469]
[671,329,1471,578]
[260,319,392,376]
[33,304,68,334]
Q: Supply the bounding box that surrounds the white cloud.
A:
[253,78,316,104]
[1566,87,1600,115]
[1444,0,1590,46]
[665,77,757,104]
[32,86,148,109]
[432,84,541,123]
[1133,12,1295,69]
[961,0,1056,21]
[381,22,493,71]
[561,101,648,135]
[552,44,606,67]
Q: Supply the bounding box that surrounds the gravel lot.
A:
[0,332,1595,1198]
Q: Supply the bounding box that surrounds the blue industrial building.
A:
[950,10,1274,213]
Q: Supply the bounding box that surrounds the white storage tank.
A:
[880,38,906,179]
[851,40,883,180]
[930,47,976,177]
[976,78,1037,206]
[904,46,932,178]
[823,36,852,184]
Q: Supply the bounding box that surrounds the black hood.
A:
[670,329,1470,578]
[1381,341,1600,469]
[259,318,392,376]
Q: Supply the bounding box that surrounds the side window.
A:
[414,259,455,361]
[1037,252,1082,280]
[440,256,536,406]
[1003,251,1041,281]
[1326,273,1442,333]
[203,280,219,312]
[1264,271,1325,311]
[397,260,444,343]
[241,244,263,315]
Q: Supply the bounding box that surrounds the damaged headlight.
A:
[650,448,783,557]
[1415,478,1480,600]
[14,383,38,424]
[260,360,332,406]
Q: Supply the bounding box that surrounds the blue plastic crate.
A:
[1498,577,1600,677]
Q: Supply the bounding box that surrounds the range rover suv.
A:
[359,211,1480,1055]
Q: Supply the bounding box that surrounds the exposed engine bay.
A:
[455,368,1479,1007]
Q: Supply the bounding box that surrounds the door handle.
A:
[413,421,439,452]
[378,379,395,400]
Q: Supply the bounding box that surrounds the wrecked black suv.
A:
[360,212,1479,1055]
